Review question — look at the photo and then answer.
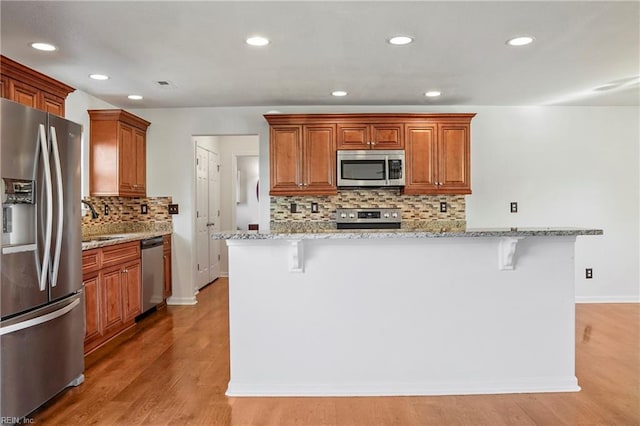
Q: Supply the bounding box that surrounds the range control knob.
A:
[340,213,347,218]
[349,213,355,218]
[392,212,399,218]
[383,213,390,218]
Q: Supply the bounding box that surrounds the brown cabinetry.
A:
[0,55,74,116]
[404,118,472,195]
[265,113,474,196]
[337,123,404,150]
[88,109,150,197]
[163,235,172,300]
[268,124,336,195]
[82,241,142,355]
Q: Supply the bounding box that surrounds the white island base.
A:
[223,231,594,397]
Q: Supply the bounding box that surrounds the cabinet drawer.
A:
[102,241,140,268]
[82,249,102,275]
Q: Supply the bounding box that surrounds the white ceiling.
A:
[1,1,638,109]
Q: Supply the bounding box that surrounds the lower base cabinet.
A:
[82,241,141,355]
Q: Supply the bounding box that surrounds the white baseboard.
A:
[220,272,229,277]
[226,377,580,397]
[166,296,198,306]
[576,296,640,303]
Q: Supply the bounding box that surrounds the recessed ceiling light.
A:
[89,74,109,81]
[506,36,534,46]
[331,90,348,97]
[425,91,442,97]
[246,36,270,46]
[30,42,57,51]
[127,95,143,100]
[388,36,414,46]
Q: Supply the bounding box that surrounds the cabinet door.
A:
[83,273,102,342]
[9,80,39,109]
[118,123,137,195]
[302,125,336,194]
[270,125,302,195]
[0,75,8,98]
[337,123,370,150]
[438,123,471,194]
[42,92,65,117]
[404,124,438,194]
[121,259,141,323]
[163,242,172,299]
[133,129,146,196]
[102,266,124,335]
[371,123,404,149]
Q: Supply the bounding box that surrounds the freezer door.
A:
[1,99,49,317]
[47,114,82,301]
[0,293,85,419]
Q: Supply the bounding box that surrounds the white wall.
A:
[91,103,635,304]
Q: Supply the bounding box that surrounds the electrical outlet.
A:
[141,204,148,214]
[104,204,109,216]
[439,202,447,213]
[510,202,518,213]
[290,203,297,213]
[585,268,593,279]
[311,202,319,213]
[168,204,179,214]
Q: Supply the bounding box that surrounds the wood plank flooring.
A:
[33,278,639,425]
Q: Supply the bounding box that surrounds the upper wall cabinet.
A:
[404,116,474,195]
[337,122,404,150]
[268,124,337,195]
[0,55,75,117]
[88,109,151,197]
[265,113,475,196]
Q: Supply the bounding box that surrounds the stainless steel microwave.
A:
[337,150,405,187]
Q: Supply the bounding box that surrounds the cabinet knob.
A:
[298,183,303,187]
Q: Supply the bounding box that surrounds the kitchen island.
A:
[214,228,602,397]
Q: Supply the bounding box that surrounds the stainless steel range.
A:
[335,208,402,230]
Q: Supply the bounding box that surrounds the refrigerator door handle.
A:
[0,297,80,336]
[37,124,53,292]
[49,125,64,288]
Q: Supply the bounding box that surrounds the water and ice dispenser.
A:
[2,178,35,246]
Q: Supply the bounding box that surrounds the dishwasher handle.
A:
[141,236,164,249]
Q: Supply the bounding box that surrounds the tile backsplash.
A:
[81,196,173,237]
[270,189,466,232]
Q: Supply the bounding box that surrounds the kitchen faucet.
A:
[81,200,99,219]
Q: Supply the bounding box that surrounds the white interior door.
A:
[195,146,210,290]
[208,151,221,282]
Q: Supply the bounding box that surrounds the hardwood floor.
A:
[33,278,639,425]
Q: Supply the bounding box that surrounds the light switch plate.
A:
[141,204,148,214]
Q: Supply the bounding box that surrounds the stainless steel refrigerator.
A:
[0,99,85,421]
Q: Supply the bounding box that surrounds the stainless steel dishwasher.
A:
[140,236,164,313]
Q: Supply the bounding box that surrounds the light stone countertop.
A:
[81,230,172,251]
[212,227,603,240]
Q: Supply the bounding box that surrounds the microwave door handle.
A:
[49,125,64,287]
[37,124,53,292]
[385,155,390,185]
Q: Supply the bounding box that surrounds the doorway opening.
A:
[192,135,259,293]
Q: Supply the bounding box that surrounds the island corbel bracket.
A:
[288,239,304,273]
[498,237,525,270]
